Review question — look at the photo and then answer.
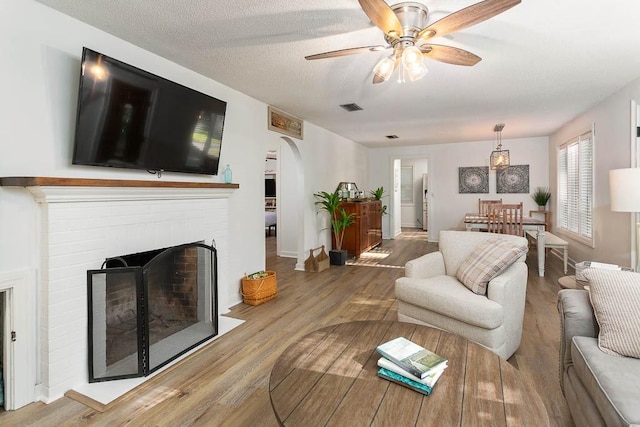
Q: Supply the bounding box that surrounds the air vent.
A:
[386,135,399,139]
[339,103,363,112]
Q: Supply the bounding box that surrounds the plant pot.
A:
[538,205,546,211]
[329,250,348,266]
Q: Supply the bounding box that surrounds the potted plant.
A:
[314,191,356,265]
[369,186,388,215]
[532,186,551,210]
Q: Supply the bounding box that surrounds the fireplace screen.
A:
[87,242,218,382]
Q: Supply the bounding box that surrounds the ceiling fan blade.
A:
[305,45,388,60]
[419,44,481,66]
[358,0,404,37]
[417,0,520,40]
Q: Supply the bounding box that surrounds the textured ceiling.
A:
[35,0,640,147]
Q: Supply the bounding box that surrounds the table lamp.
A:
[609,168,640,271]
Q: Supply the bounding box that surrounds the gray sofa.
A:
[558,289,640,426]
[395,230,528,360]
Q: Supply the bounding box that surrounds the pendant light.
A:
[490,124,509,170]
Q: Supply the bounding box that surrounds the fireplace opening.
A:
[87,242,218,382]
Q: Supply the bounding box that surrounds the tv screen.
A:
[72,48,227,175]
[265,178,276,197]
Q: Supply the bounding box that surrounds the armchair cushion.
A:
[455,239,528,295]
[583,268,640,358]
[395,275,504,329]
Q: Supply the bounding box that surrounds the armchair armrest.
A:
[405,251,446,279]
[557,289,598,391]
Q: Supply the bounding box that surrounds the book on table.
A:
[377,357,446,388]
[376,336,447,379]
[377,367,435,396]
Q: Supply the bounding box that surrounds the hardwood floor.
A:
[0,230,573,426]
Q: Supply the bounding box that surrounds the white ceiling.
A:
[35,0,640,148]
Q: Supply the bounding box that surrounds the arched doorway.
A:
[269,136,305,270]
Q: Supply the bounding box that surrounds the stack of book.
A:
[376,336,448,396]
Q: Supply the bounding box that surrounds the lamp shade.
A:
[609,168,640,212]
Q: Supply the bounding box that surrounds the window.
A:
[401,166,414,204]
[557,129,593,245]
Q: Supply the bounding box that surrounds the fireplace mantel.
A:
[0,177,239,203]
[5,176,238,404]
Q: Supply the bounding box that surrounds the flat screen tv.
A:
[72,47,227,175]
[265,178,276,197]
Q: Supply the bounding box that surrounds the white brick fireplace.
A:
[10,178,237,404]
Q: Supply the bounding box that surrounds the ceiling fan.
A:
[305,0,521,84]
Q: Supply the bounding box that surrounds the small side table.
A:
[529,210,551,230]
[558,275,588,290]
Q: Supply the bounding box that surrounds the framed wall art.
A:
[268,106,304,139]
[496,165,530,193]
[458,166,489,194]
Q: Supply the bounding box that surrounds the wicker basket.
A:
[241,271,277,305]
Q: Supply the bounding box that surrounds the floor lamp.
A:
[609,168,640,271]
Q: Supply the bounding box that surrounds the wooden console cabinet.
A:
[335,200,382,259]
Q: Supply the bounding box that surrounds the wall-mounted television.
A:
[72,47,227,175]
[265,178,276,197]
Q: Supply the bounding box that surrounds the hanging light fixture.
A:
[490,124,509,170]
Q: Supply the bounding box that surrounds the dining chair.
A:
[487,203,503,233]
[500,202,524,236]
[478,198,502,215]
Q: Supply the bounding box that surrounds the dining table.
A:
[463,213,551,276]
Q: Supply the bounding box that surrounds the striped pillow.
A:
[583,268,640,358]
[456,239,527,295]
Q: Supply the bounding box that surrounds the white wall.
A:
[369,137,549,241]
[0,0,368,402]
[549,76,640,267]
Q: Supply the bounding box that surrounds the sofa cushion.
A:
[455,239,528,295]
[583,268,640,358]
[571,336,640,426]
[395,275,503,329]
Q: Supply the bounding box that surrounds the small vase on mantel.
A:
[223,164,232,184]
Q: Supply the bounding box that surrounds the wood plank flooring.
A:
[0,229,573,426]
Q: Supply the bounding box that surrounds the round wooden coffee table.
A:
[269,321,549,426]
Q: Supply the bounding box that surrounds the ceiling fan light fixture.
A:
[373,55,396,83]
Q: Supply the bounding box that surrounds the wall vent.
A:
[339,103,363,112]
[386,135,399,139]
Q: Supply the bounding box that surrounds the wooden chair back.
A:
[479,198,502,215]
[487,203,503,234]
[500,202,524,236]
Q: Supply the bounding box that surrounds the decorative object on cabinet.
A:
[370,186,388,215]
[496,165,529,194]
[531,186,551,210]
[459,167,489,194]
[314,191,356,265]
[267,106,303,139]
[336,182,364,199]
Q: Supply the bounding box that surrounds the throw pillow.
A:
[456,239,527,295]
[583,268,640,358]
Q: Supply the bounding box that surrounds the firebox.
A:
[87,242,218,382]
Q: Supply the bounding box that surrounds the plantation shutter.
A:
[557,130,593,243]
[579,132,593,238]
[558,147,568,229]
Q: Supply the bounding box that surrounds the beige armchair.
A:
[395,230,528,359]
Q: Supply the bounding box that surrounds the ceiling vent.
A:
[339,103,363,112]
[386,135,399,139]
